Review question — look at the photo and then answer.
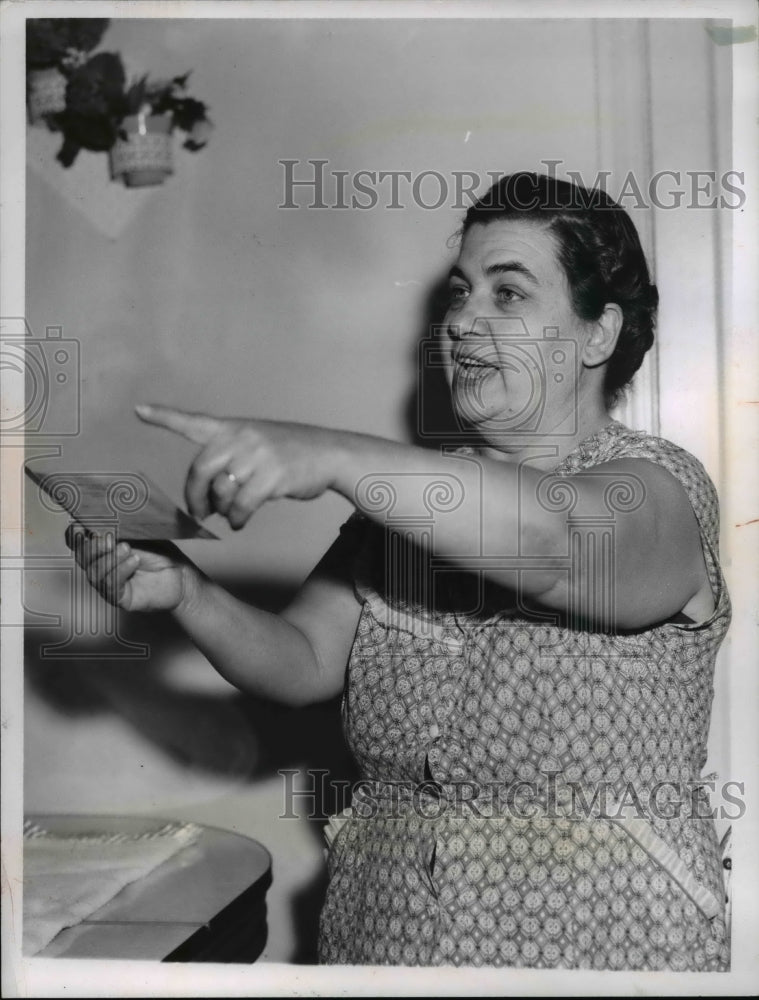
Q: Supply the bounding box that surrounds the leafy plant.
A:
[54,52,127,166]
[119,73,212,150]
[26,18,212,169]
[26,18,110,70]
[53,62,212,167]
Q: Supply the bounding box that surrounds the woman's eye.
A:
[496,286,521,304]
[447,285,469,306]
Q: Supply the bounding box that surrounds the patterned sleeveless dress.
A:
[317,422,731,970]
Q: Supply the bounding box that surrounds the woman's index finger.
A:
[134,403,221,444]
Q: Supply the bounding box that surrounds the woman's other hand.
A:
[65,525,197,613]
[135,404,344,530]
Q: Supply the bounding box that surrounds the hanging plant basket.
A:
[27,67,68,124]
[109,113,174,188]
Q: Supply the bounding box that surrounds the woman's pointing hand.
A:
[135,404,346,530]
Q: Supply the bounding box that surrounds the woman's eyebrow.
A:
[447,262,539,284]
[448,264,469,282]
[484,261,539,284]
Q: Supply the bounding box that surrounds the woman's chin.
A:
[452,393,532,433]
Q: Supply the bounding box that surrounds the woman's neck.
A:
[476,399,615,472]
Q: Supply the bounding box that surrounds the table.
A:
[29,814,272,963]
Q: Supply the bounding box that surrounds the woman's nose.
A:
[446,314,493,341]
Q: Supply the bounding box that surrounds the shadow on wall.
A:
[25,264,461,786]
[404,271,463,449]
[25,577,359,964]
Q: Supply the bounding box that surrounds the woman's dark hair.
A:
[461,172,658,408]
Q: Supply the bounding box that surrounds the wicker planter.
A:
[109,113,174,188]
[27,67,68,124]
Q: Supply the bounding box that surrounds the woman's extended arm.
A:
[67,524,363,706]
[174,530,363,705]
[136,405,711,631]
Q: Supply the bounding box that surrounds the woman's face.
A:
[442,218,595,448]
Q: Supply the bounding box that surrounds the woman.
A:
[69,173,730,970]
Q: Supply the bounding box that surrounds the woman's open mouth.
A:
[453,352,498,376]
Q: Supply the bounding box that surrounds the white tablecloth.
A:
[23,818,202,956]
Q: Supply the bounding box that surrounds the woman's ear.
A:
[582,303,623,367]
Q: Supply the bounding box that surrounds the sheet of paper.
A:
[25,467,218,541]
